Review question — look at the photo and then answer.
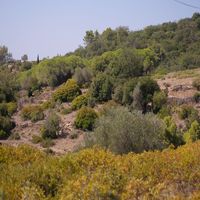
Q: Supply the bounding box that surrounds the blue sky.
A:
[1,0,200,60]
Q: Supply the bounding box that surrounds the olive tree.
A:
[85,107,168,154]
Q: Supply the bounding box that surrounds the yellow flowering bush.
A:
[0,142,200,199]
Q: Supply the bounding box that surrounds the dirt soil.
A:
[157,69,200,129]
[1,87,86,155]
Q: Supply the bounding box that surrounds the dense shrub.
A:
[19,74,40,97]
[73,67,92,86]
[157,105,171,119]
[53,79,81,102]
[152,91,167,113]
[41,111,60,139]
[113,79,138,105]
[178,105,197,119]
[107,48,144,78]
[0,103,8,116]
[0,68,19,103]
[41,100,56,110]
[20,61,32,71]
[184,120,200,143]
[19,55,86,88]
[90,73,113,102]
[132,77,160,112]
[74,107,98,131]
[178,105,199,129]
[86,107,168,154]
[1,142,200,199]
[6,102,17,115]
[164,116,184,147]
[71,93,89,110]
[0,130,9,139]
[0,116,15,139]
[21,105,44,122]
[0,102,17,117]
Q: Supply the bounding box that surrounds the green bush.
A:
[157,105,171,119]
[178,105,196,120]
[193,78,200,91]
[0,116,15,139]
[0,130,8,139]
[71,93,89,110]
[74,107,98,131]
[164,116,184,147]
[53,79,81,102]
[0,102,17,117]
[6,102,17,115]
[21,105,44,122]
[184,120,200,143]
[178,105,199,129]
[0,68,19,103]
[113,79,138,105]
[85,107,168,154]
[41,112,60,139]
[73,67,92,86]
[153,91,167,113]
[41,100,56,110]
[132,77,160,112]
[0,103,8,116]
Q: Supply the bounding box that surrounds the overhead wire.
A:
[173,0,200,10]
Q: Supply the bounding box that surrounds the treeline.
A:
[74,12,200,71]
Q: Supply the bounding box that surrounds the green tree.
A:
[184,120,200,143]
[108,48,143,78]
[0,46,12,64]
[91,74,113,102]
[84,31,95,45]
[73,67,92,86]
[86,107,168,154]
[132,77,160,113]
[21,54,28,62]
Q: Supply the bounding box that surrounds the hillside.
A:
[0,67,199,154]
[1,11,200,200]
[0,14,200,155]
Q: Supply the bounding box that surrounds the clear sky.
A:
[1,0,200,60]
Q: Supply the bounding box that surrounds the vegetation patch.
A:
[71,93,89,110]
[53,79,81,102]
[21,105,44,122]
[75,107,98,131]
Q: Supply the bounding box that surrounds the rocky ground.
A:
[1,69,200,154]
[1,87,86,154]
